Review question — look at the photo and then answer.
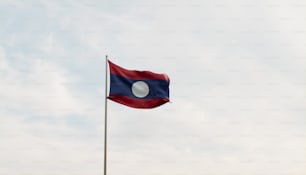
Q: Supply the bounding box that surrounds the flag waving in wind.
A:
[108,60,170,109]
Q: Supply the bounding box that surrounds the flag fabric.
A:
[108,60,170,109]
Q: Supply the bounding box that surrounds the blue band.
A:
[110,74,169,99]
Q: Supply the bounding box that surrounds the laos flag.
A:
[108,60,170,109]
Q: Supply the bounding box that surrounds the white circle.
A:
[132,81,149,98]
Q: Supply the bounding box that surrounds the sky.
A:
[0,0,305,175]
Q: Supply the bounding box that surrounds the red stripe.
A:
[108,60,169,81]
[108,94,169,109]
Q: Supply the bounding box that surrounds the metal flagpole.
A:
[104,55,108,175]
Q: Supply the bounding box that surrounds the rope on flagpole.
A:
[104,55,108,175]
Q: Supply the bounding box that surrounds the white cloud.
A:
[0,115,102,175]
[0,53,85,117]
[0,47,103,174]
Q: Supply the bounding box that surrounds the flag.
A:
[108,60,170,109]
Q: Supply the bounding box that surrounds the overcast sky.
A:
[0,0,305,175]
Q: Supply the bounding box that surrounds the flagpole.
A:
[104,55,108,175]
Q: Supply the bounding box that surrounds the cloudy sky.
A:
[0,0,305,174]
